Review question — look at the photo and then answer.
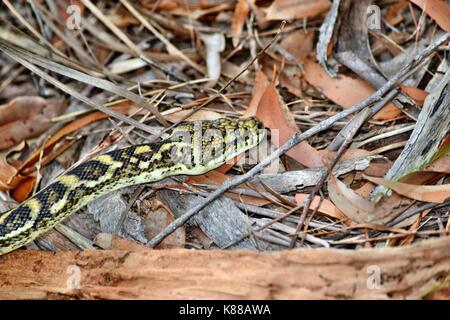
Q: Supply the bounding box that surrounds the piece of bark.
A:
[251,156,383,193]
[157,189,266,250]
[0,236,449,299]
[33,229,80,253]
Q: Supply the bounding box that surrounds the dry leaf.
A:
[363,174,450,203]
[295,193,347,220]
[164,109,222,122]
[243,69,270,118]
[0,142,27,191]
[363,161,392,177]
[143,199,186,249]
[277,30,315,97]
[340,148,373,161]
[11,176,36,202]
[231,0,250,47]
[18,105,132,173]
[425,150,450,173]
[0,154,22,191]
[222,61,252,84]
[0,96,67,150]
[400,85,429,105]
[280,29,315,60]
[327,174,375,223]
[303,59,401,120]
[410,0,450,32]
[265,0,331,21]
[384,1,408,26]
[139,0,179,11]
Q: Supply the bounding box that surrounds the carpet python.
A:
[0,117,265,256]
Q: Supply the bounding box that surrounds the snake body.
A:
[0,117,264,255]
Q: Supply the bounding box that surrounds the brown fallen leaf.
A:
[339,148,373,161]
[0,96,67,150]
[142,199,186,249]
[400,85,429,106]
[280,29,315,61]
[214,155,241,174]
[362,161,392,178]
[327,175,410,223]
[265,0,331,21]
[11,176,36,203]
[397,133,449,183]
[384,1,409,26]
[0,142,27,191]
[0,154,22,191]
[410,0,450,32]
[164,109,222,122]
[401,171,444,186]
[303,59,401,120]
[327,174,375,223]
[277,30,315,97]
[243,69,270,118]
[139,0,178,11]
[363,174,450,204]
[244,70,323,168]
[18,105,133,173]
[425,149,450,173]
[295,193,347,220]
[231,0,250,47]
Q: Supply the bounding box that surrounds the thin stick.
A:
[147,33,450,248]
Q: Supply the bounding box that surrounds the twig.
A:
[387,199,450,228]
[146,33,450,248]
[331,229,449,245]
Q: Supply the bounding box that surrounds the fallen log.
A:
[1,236,449,299]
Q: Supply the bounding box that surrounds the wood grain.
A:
[0,237,449,299]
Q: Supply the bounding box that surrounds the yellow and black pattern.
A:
[0,117,265,255]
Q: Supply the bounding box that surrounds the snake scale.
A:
[0,117,264,256]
